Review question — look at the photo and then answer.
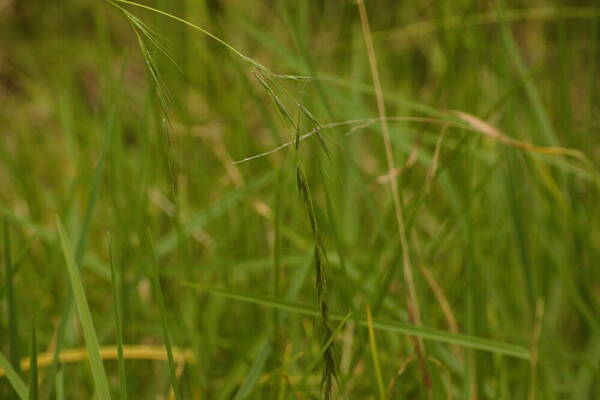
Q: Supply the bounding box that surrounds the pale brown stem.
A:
[356,0,430,391]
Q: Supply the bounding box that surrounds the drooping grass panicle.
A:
[108,0,272,73]
[253,69,296,128]
[293,119,337,399]
[113,4,180,72]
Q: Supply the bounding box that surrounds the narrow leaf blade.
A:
[56,217,112,399]
[184,284,530,359]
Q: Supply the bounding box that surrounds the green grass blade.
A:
[148,231,182,400]
[184,284,530,359]
[56,217,112,400]
[232,337,272,400]
[55,367,65,400]
[366,305,385,400]
[109,238,127,399]
[4,221,20,380]
[28,325,38,400]
[0,352,28,400]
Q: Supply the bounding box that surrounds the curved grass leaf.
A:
[57,218,112,400]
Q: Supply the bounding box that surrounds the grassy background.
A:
[1,0,599,398]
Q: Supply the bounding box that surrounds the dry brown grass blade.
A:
[451,109,597,210]
[386,356,454,400]
[374,139,420,186]
[419,264,463,359]
[451,110,587,159]
[386,355,415,397]
[0,345,196,377]
[233,112,592,178]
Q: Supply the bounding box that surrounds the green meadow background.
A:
[1,0,599,398]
